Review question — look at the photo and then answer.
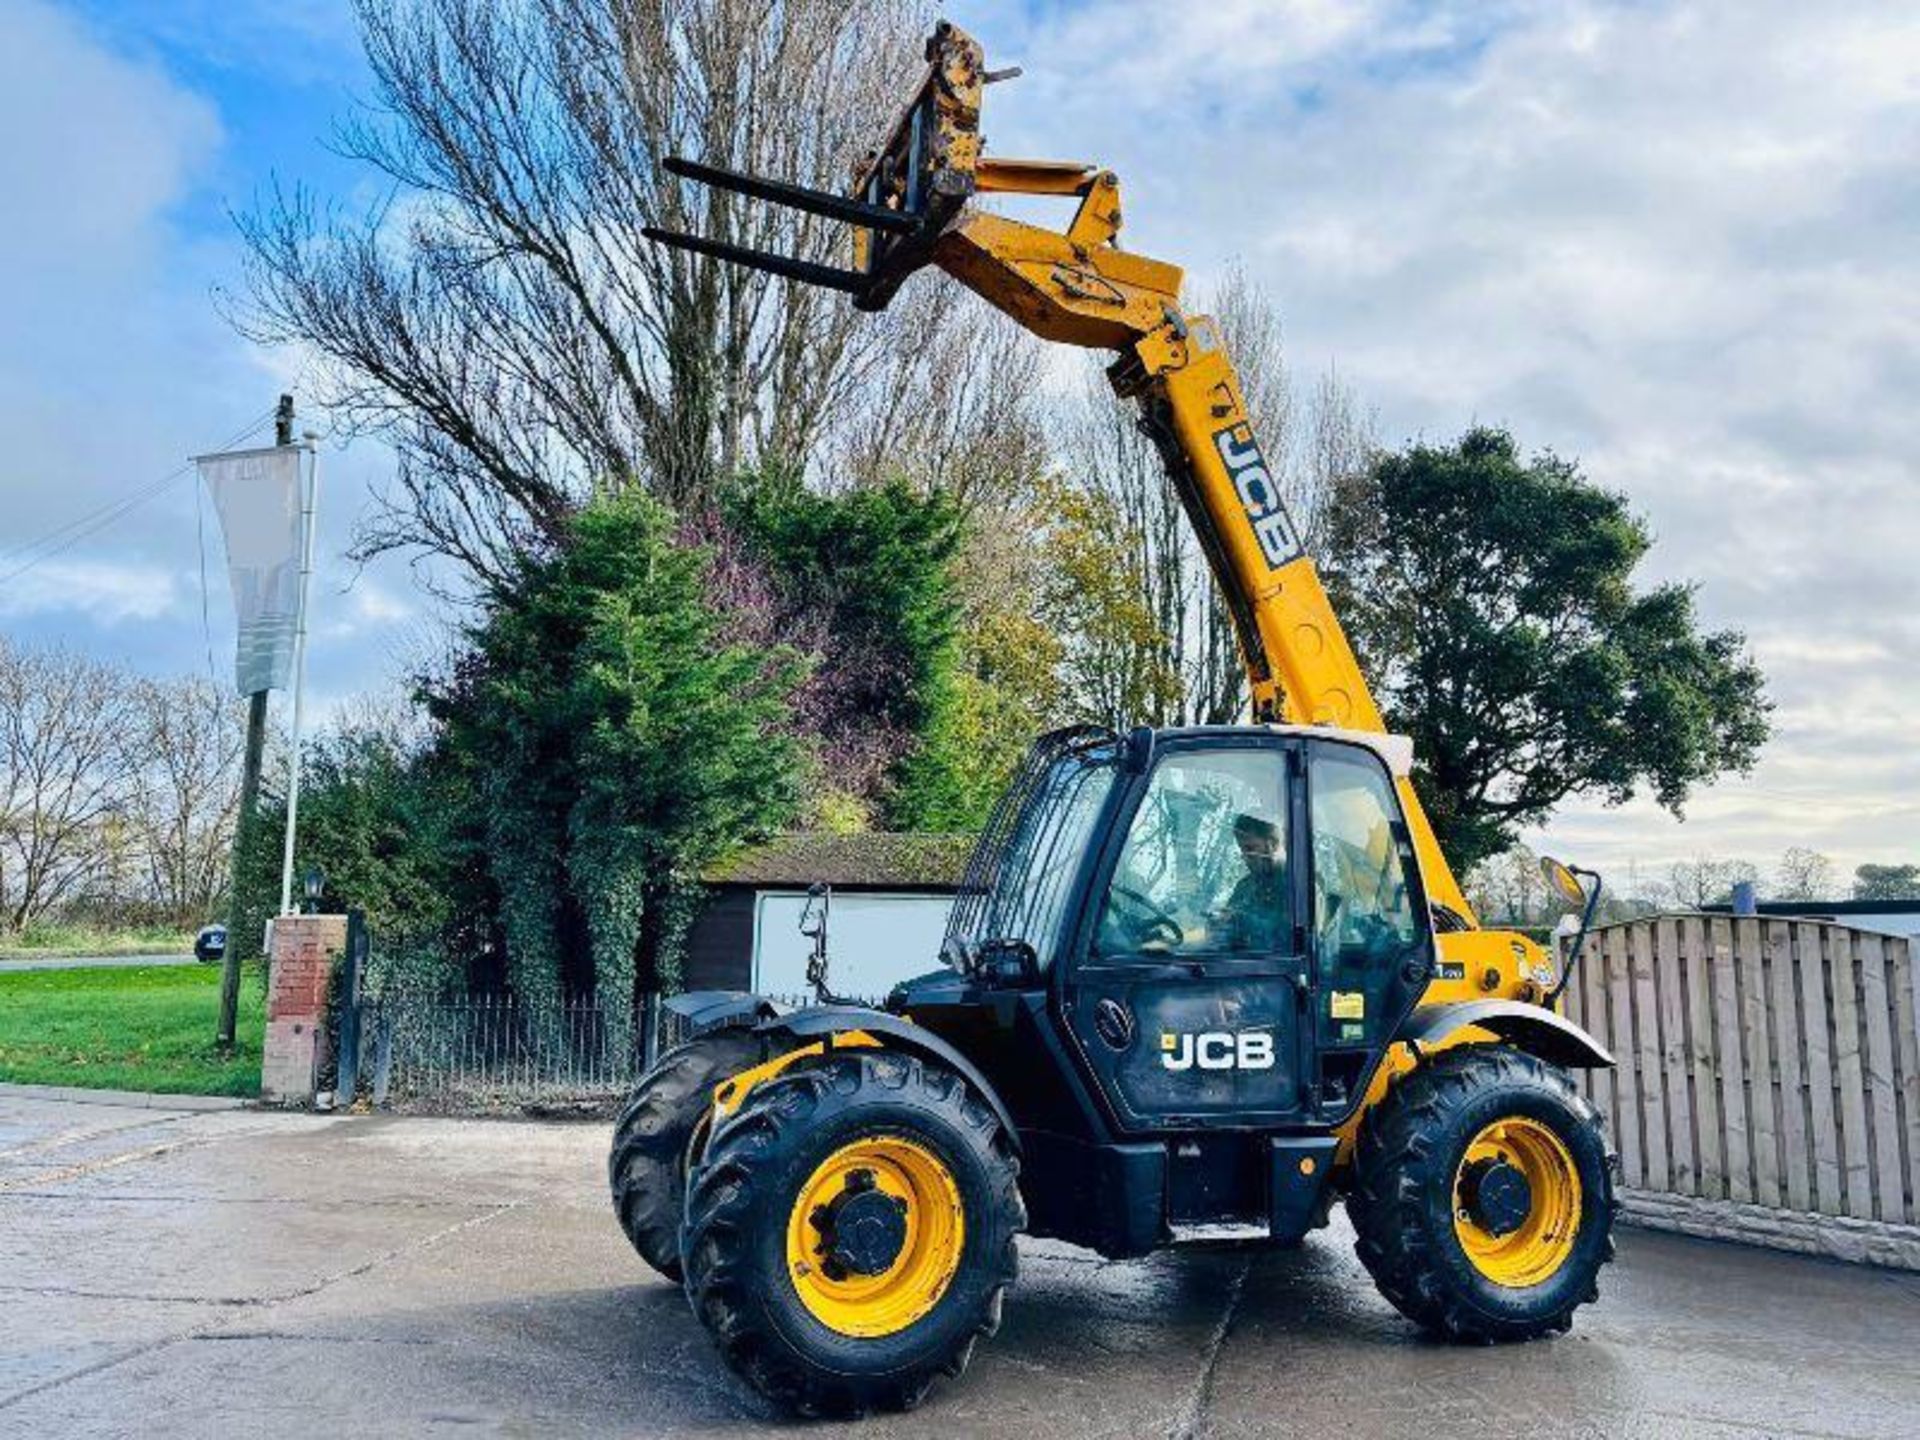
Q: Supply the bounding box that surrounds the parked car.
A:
[194,924,227,965]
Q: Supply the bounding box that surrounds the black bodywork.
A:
[672,724,1609,1260]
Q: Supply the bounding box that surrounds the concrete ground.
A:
[2,1092,1917,1440]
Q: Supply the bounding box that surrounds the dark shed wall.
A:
[682,888,756,991]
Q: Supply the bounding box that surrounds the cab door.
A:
[1058,739,1311,1131]
[1304,738,1436,1118]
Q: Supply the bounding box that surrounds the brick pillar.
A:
[262,914,348,1104]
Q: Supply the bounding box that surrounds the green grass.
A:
[0,921,193,960]
[0,963,264,1096]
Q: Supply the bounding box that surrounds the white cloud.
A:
[0,557,182,624]
[0,0,233,542]
[0,1,219,277]
[967,0,1920,880]
[317,575,415,641]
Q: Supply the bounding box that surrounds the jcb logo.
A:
[1160,1030,1276,1072]
[1213,424,1303,569]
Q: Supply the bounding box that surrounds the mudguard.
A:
[760,1005,1022,1151]
[1397,999,1614,1069]
[663,989,793,1038]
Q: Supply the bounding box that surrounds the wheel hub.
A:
[785,1134,966,1338]
[1460,1156,1533,1238]
[810,1169,910,1279]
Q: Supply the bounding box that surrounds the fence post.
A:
[334,910,367,1104]
[260,915,348,1105]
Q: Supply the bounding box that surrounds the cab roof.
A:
[1142,723,1415,779]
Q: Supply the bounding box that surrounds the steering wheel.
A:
[1107,884,1184,953]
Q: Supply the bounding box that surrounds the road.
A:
[2,1090,1917,1439]
[0,954,194,973]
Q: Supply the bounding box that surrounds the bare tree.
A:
[1617,858,1673,916]
[826,289,1049,512]
[0,640,140,932]
[123,678,246,924]
[1466,844,1547,926]
[1054,263,1375,727]
[1771,845,1837,901]
[1668,854,1760,910]
[238,0,933,588]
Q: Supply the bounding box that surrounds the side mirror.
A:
[798,882,829,938]
[1539,856,1589,910]
[1540,857,1604,1007]
[799,883,845,1005]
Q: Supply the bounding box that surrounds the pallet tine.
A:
[663,156,917,235]
[641,227,866,293]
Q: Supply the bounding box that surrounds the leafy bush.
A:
[720,466,986,827]
[428,492,806,1017]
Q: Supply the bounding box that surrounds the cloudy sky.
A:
[1,0,1914,889]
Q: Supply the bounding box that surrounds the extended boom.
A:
[647,20,1475,923]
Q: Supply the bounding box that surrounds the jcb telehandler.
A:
[609,23,1619,1417]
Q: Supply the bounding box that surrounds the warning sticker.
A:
[1330,991,1366,1021]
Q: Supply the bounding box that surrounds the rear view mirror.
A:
[1539,856,1589,910]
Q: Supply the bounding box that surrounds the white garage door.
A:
[753,891,954,1002]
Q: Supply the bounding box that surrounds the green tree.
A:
[1323,428,1770,871]
[229,720,484,986]
[945,518,1070,815]
[723,468,978,828]
[1040,479,1184,729]
[431,493,805,1015]
[1853,863,1920,901]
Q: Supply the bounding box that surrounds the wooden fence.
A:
[1560,916,1920,1269]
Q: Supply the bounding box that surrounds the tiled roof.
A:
[704,832,973,890]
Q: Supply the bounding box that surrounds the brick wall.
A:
[261,914,348,1104]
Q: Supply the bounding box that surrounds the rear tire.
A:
[608,1028,782,1282]
[681,1049,1024,1418]
[1346,1044,1617,1342]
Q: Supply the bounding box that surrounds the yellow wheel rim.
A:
[1453,1116,1582,1288]
[785,1135,966,1338]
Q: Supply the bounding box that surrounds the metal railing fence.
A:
[339,989,866,1113]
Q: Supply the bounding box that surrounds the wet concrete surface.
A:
[2,1091,1916,1439]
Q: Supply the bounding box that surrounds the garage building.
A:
[681,832,973,1002]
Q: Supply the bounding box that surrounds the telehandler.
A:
[609,22,1619,1417]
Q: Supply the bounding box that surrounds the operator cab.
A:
[895,723,1436,1249]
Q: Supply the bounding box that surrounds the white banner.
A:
[198,444,307,696]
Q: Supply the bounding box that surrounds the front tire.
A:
[681,1049,1024,1418]
[1346,1045,1617,1342]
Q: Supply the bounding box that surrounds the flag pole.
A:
[278,441,320,915]
[215,395,293,1048]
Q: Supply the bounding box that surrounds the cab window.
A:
[1095,749,1289,958]
[1309,748,1421,1044]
